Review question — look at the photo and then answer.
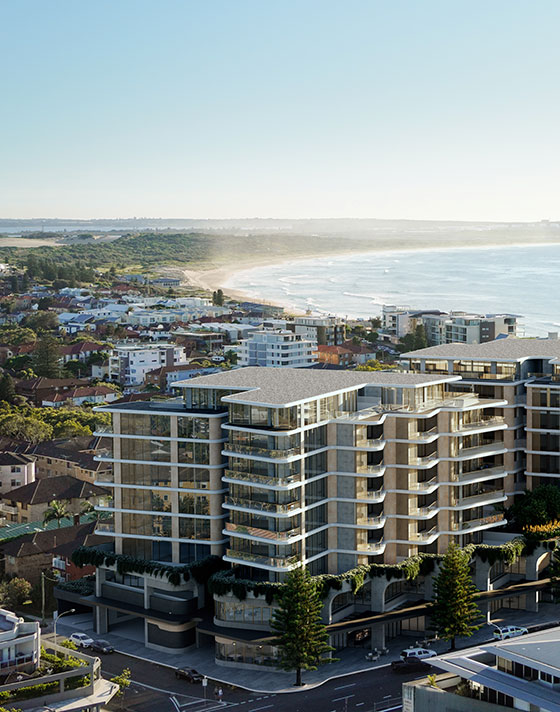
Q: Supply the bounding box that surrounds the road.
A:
[96,651,415,712]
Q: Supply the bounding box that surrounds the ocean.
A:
[223,243,560,337]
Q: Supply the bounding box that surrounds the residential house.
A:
[41,385,119,408]
[15,439,111,484]
[59,341,107,364]
[15,377,91,405]
[52,523,106,582]
[0,453,35,494]
[1,521,101,586]
[316,344,354,367]
[1,474,108,524]
[341,339,379,365]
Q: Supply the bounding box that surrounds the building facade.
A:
[73,366,557,657]
[289,315,346,346]
[232,329,317,368]
[108,344,187,386]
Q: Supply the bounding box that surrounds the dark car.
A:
[90,639,115,654]
[175,668,204,683]
[391,658,432,674]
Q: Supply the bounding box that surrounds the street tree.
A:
[431,543,482,650]
[111,667,131,708]
[271,566,335,686]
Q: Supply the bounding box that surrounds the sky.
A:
[1,0,559,221]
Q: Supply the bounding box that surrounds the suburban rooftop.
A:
[173,366,459,405]
[403,337,560,362]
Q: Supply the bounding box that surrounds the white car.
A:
[69,632,94,648]
[400,647,437,661]
[493,625,528,640]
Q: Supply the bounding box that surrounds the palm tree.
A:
[43,500,69,528]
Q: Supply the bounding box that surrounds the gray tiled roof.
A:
[175,367,457,405]
[402,337,560,362]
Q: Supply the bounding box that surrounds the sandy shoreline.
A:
[180,237,560,311]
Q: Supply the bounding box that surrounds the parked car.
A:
[400,647,437,661]
[391,657,433,673]
[493,625,528,640]
[175,668,204,683]
[90,639,114,654]
[69,632,94,649]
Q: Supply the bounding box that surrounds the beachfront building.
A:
[108,343,187,386]
[401,337,560,496]
[232,329,317,368]
[404,626,560,712]
[289,314,347,346]
[61,366,559,659]
[380,305,519,345]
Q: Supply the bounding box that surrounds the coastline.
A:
[180,237,560,313]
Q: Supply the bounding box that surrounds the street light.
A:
[53,608,76,647]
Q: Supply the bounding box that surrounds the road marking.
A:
[332,695,355,702]
[248,706,274,712]
[170,697,181,712]
[334,683,356,690]
[356,704,365,707]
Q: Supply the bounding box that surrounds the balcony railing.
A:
[226,549,299,569]
[449,465,507,483]
[450,441,506,459]
[451,490,505,508]
[409,453,438,466]
[355,488,385,502]
[225,521,301,540]
[356,464,385,476]
[355,437,385,448]
[450,514,504,531]
[223,469,301,487]
[409,503,438,517]
[225,443,302,459]
[407,426,438,441]
[409,527,438,542]
[355,540,385,554]
[224,496,300,514]
[356,515,385,527]
[455,416,505,432]
[408,477,437,491]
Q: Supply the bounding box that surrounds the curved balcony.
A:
[407,477,438,493]
[223,495,301,516]
[224,521,301,542]
[355,488,386,503]
[449,441,507,460]
[355,540,385,555]
[450,490,506,510]
[447,465,508,484]
[223,469,301,489]
[224,443,302,459]
[354,437,385,451]
[449,513,505,533]
[224,549,299,571]
[408,453,439,468]
[408,527,439,544]
[452,416,506,434]
[408,503,438,519]
[356,515,386,529]
[356,464,386,476]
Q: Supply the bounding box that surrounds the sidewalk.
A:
[53,604,560,694]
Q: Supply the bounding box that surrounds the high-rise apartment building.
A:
[80,366,541,655]
[401,337,560,495]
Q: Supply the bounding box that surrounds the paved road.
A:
[96,651,413,712]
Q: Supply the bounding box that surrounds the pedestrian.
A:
[218,687,223,702]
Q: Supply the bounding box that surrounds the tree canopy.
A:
[431,542,482,650]
[507,484,560,530]
[271,566,334,685]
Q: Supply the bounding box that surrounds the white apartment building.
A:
[232,329,317,368]
[381,305,518,345]
[108,343,187,386]
[0,608,40,675]
[290,315,346,346]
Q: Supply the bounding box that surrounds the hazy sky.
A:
[2,0,559,221]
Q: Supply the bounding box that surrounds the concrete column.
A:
[95,606,108,635]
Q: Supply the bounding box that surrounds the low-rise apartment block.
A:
[108,343,187,385]
[381,305,518,345]
[232,329,317,368]
[289,315,346,346]
[0,608,39,676]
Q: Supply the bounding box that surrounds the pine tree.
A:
[271,567,335,686]
[32,335,61,378]
[431,542,482,650]
[0,373,16,403]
